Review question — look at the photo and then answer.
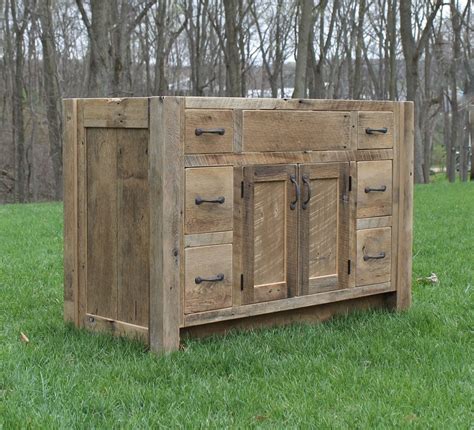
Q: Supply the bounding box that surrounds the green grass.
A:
[1,180,473,429]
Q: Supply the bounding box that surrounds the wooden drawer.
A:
[242,110,350,152]
[185,244,233,314]
[358,112,394,149]
[357,160,392,218]
[185,109,233,154]
[356,227,391,286]
[185,166,233,234]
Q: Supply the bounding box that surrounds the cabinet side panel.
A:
[396,102,414,309]
[117,129,150,327]
[63,99,78,324]
[86,128,118,319]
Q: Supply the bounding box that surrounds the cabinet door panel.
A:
[299,163,350,294]
[242,165,298,304]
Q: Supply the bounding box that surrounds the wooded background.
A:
[0,0,472,203]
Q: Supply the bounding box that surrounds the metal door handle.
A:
[365,185,387,193]
[302,175,311,210]
[365,127,388,135]
[290,175,300,210]
[195,128,225,136]
[195,196,225,205]
[195,273,225,284]
[363,252,386,261]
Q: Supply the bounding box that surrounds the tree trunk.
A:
[223,0,241,97]
[39,0,63,200]
[292,0,313,98]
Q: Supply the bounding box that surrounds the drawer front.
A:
[358,112,394,149]
[242,110,350,152]
[185,244,232,314]
[185,166,233,234]
[356,227,391,286]
[357,160,392,218]
[185,109,233,154]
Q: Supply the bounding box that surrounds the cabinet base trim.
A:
[184,282,394,327]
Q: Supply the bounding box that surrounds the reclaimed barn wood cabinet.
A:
[63,97,414,353]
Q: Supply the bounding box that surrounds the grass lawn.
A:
[1,179,473,428]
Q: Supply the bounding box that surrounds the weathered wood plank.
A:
[184,231,233,248]
[182,294,391,338]
[149,97,183,353]
[185,151,355,167]
[358,111,394,149]
[185,109,233,154]
[357,216,392,230]
[63,99,78,324]
[185,97,395,111]
[396,102,414,310]
[83,98,148,128]
[242,110,351,152]
[184,244,233,314]
[84,314,148,343]
[184,282,394,327]
[86,128,118,319]
[117,129,150,327]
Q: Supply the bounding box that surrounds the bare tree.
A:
[399,0,443,183]
[293,0,313,98]
[38,0,63,199]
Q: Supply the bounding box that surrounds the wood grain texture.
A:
[185,97,395,111]
[63,99,78,324]
[184,231,233,248]
[299,163,350,295]
[242,164,298,304]
[83,98,148,128]
[185,151,354,167]
[356,227,392,286]
[84,314,148,343]
[357,216,392,230]
[396,102,414,310]
[117,129,149,326]
[184,244,233,314]
[356,149,394,161]
[182,294,391,338]
[185,166,233,234]
[242,110,351,152]
[358,111,394,149]
[184,282,394,326]
[86,128,118,319]
[357,160,393,218]
[185,109,233,154]
[149,97,183,353]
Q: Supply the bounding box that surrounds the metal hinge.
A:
[348,260,351,275]
[240,274,244,291]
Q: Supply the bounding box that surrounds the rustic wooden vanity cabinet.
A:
[63,96,414,353]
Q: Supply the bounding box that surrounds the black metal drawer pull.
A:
[195,196,225,205]
[363,252,386,261]
[302,175,311,210]
[290,175,300,210]
[195,128,225,136]
[365,185,387,193]
[195,273,225,284]
[365,127,388,135]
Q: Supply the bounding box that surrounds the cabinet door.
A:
[242,164,298,304]
[299,163,350,294]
